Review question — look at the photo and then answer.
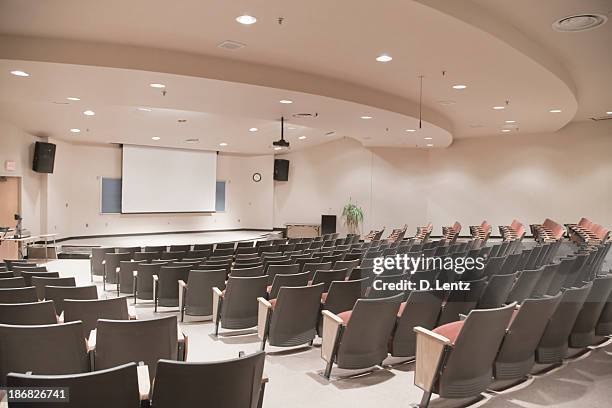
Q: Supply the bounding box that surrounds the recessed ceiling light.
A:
[405,129,416,132]
[360,116,373,119]
[138,107,152,112]
[219,142,228,147]
[298,136,307,140]
[501,129,511,133]
[236,15,257,25]
[505,120,516,123]
[549,109,562,113]
[149,83,166,88]
[66,97,80,101]
[83,110,95,116]
[151,137,161,141]
[10,70,29,77]
[606,111,612,115]
[452,84,467,90]
[177,119,187,123]
[274,147,282,151]
[424,137,433,140]
[493,106,505,110]
[279,99,293,104]
[376,54,392,62]
[249,127,258,132]
[287,126,296,130]
[69,128,81,133]
[426,144,434,147]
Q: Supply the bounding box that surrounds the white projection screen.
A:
[121,145,217,213]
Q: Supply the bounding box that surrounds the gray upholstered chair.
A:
[569,275,612,348]
[0,300,58,325]
[413,303,516,408]
[144,245,167,253]
[31,276,75,300]
[134,251,160,262]
[12,265,47,277]
[153,265,190,311]
[213,275,268,336]
[45,285,98,315]
[118,260,144,295]
[506,267,544,304]
[267,271,310,299]
[436,278,487,326]
[64,297,130,338]
[169,245,191,252]
[134,262,167,302]
[230,265,265,278]
[103,252,132,289]
[20,270,59,287]
[302,261,332,280]
[151,351,266,408]
[0,286,38,303]
[179,269,226,321]
[0,271,13,279]
[493,294,562,382]
[266,263,299,285]
[94,315,183,381]
[258,284,324,350]
[476,273,516,309]
[0,321,89,385]
[7,362,142,408]
[311,269,348,292]
[320,294,403,379]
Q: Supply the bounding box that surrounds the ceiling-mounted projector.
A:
[273,116,290,149]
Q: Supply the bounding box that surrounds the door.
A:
[0,176,20,228]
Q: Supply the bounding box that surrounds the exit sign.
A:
[4,160,16,171]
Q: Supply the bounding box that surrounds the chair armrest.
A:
[57,311,64,324]
[128,306,137,320]
[152,275,159,301]
[87,329,97,352]
[178,280,187,313]
[177,325,188,361]
[132,270,138,277]
[212,287,223,323]
[321,310,344,363]
[257,297,272,340]
[414,326,451,392]
[136,363,151,400]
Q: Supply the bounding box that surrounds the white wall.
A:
[45,141,274,238]
[274,120,612,235]
[0,121,43,235]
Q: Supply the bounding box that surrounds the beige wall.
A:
[0,121,43,235]
[274,120,612,236]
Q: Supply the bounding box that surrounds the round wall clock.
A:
[252,172,262,182]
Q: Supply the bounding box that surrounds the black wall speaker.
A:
[321,214,337,235]
[274,159,289,181]
[32,142,56,174]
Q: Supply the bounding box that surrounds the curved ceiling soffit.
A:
[0,34,454,140]
[415,0,578,113]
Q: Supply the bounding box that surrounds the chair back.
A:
[0,277,25,289]
[31,276,76,300]
[0,286,38,304]
[45,285,98,314]
[221,276,268,330]
[158,266,190,307]
[184,270,226,316]
[64,297,130,338]
[0,300,58,325]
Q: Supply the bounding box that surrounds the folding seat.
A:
[31,276,76,300]
[255,240,273,248]
[0,277,25,288]
[302,261,332,280]
[0,286,38,303]
[4,261,38,271]
[134,251,160,262]
[263,258,292,274]
[321,294,402,379]
[94,315,184,381]
[498,252,521,276]
[536,282,592,364]
[284,250,304,257]
[0,321,89,385]
[179,269,226,321]
[166,244,189,252]
[213,275,268,336]
[0,271,12,279]
[153,265,190,311]
[235,246,258,256]
[321,253,344,266]
[320,279,365,318]
[115,260,143,296]
[196,262,231,277]
[436,279,487,326]
[103,252,132,288]
[293,242,309,251]
[569,275,612,348]
[524,246,542,270]
[116,247,142,258]
[547,257,573,295]
[562,252,589,288]
[493,294,562,382]
[530,263,559,298]
[134,262,166,302]
[595,291,612,336]
[145,245,167,253]
[185,249,211,259]
[151,352,266,408]
[278,243,296,253]
[312,269,348,292]
[333,259,360,279]
[233,258,262,269]
[258,284,324,350]
[210,247,233,258]
[64,297,130,338]
[19,270,59,287]
[308,241,324,249]
[342,252,362,262]
[475,273,516,309]
[230,265,265,278]
[413,303,515,407]
[236,252,261,261]
[7,362,142,408]
[0,300,58,325]
[0,268,7,274]
[46,285,98,315]
[271,238,288,246]
[389,291,443,358]
[505,267,544,304]
[349,266,373,281]
[267,263,299,285]
[366,273,409,300]
[267,271,310,299]
[90,247,115,280]
[237,241,255,248]
[409,270,439,290]
[160,251,186,261]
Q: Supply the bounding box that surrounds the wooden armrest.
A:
[414,326,450,392]
[132,270,138,277]
[152,275,159,282]
[177,325,188,360]
[136,364,151,400]
[128,306,137,320]
[57,311,64,324]
[212,287,223,323]
[321,310,344,363]
[261,375,269,385]
[178,280,187,314]
[257,297,273,340]
[87,329,97,352]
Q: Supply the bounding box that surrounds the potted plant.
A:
[342,201,364,235]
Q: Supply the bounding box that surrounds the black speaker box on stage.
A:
[321,215,337,235]
[32,142,56,173]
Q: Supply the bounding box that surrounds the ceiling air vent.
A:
[590,115,612,121]
[292,112,318,119]
[553,14,607,32]
[217,40,246,50]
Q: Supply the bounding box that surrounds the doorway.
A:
[0,176,20,229]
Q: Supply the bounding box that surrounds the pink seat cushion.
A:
[337,310,353,326]
[266,285,272,293]
[433,321,464,345]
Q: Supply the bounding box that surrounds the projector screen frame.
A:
[120,144,218,214]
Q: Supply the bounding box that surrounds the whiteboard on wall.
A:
[121,145,217,213]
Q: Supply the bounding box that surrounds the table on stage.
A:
[0,235,39,260]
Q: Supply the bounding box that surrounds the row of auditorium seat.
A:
[567,217,611,246]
